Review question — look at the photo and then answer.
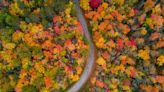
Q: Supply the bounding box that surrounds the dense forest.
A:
[0,0,164,92]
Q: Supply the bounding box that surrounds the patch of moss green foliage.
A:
[22,85,38,92]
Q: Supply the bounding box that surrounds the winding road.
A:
[67,0,96,92]
[67,0,162,92]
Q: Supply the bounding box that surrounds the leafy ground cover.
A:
[0,0,89,92]
[80,0,164,91]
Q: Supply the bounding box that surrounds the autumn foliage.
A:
[0,1,88,92]
[0,0,164,92]
[81,0,164,91]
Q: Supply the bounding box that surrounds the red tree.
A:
[90,0,101,8]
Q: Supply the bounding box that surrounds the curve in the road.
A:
[67,0,96,92]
